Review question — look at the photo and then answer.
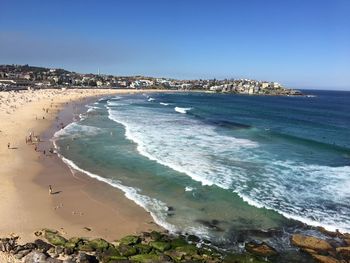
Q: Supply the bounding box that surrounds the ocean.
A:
[53,90,350,256]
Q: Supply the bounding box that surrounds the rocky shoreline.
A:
[1,227,350,263]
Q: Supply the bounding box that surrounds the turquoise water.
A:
[54,90,350,250]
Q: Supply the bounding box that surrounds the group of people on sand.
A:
[25,131,39,144]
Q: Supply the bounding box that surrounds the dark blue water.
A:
[54,90,350,252]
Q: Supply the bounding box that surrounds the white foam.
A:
[160,102,169,106]
[87,107,99,113]
[185,186,194,192]
[148,97,155,102]
[107,104,258,190]
[54,123,103,138]
[175,107,192,114]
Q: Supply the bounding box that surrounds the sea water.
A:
[53,90,350,249]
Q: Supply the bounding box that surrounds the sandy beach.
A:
[0,89,164,244]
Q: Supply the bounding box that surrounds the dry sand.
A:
[0,89,164,244]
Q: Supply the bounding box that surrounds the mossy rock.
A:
[175,244,199,255]
[150,231,163,241]
[68,237,83,245]
[64,242,77,249]
[78,242,95,252]
[223,253,268,263]
[170,237,188,248]
[130,254,164,263]
[164,250,186,261]
[43,229,67,246]
[90,238,110,251]
[134,243,152,254]
[118,244,138,257]
[150,241,171,252]
[107,255,129,262]
[99,246,122,262]
[119,235,141,246]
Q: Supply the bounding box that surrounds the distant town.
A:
[0,64,302,95]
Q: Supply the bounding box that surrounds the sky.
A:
[0,0,349,90]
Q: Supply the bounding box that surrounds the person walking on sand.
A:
[7,142,10,149]
[49,185,53,195]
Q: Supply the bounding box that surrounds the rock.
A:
[44,230,67,246]
[170,237,188,248]
[134,243,152,254]
[164,250,186,261]
[119,235,140,246]
[78,242,95,252]
[130,254,166,263]
[344,239,350,246]
[55,246,64,254]
[223,253,267,263]
[13,245,25,254]
[0,237,17,252]
[312,254,340,263]
[47,257,64,263]
[105,256,130,263]
[15,249,32,259]
[69,237,83,244]
[291,234,333,251]
[34,231,43,237]
[175,244,199,256]
[245,242,278,257]
[77,252,98,263]
[149,231,163,241]
[63,257,75,263]
[35,239,53,252]
[24,242,37,250]
[187,234,201,243]
[64,242,77,249]
[117,244,137,257]
[150,241,171,252]
[64,247,75,255]
[336,246,350,258]
[24,251,48,263]
[301,247,318,255]
[99,246,121,262]
[196,219,224,232]
[89,238,110,251]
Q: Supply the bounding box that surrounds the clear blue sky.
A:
[1,0,349,89]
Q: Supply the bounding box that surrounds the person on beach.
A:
[7,142,10,149]
[49,185,53,195]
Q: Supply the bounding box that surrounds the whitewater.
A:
[53,91,350,243]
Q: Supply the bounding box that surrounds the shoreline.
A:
[0,89,175,244]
